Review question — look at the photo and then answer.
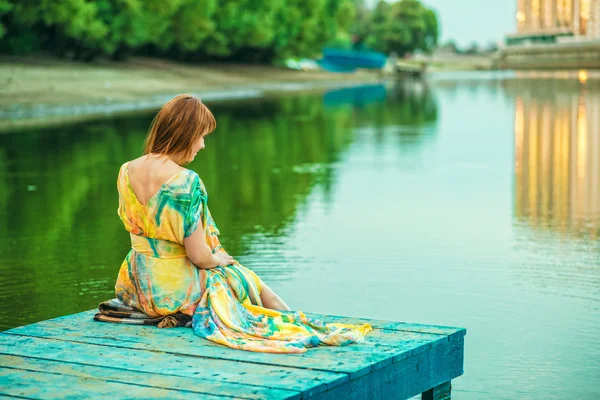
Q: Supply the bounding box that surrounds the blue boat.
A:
[318,48,387,72]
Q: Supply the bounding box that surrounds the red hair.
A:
[143,94,216,163]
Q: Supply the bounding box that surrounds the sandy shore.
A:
[0,56,381,127]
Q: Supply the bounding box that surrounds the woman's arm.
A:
[184,227,234,269]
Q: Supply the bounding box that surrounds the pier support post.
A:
[422,381,451,400]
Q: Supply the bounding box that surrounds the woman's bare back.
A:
[127,155,185,206]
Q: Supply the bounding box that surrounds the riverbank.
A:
[0,56,382,130]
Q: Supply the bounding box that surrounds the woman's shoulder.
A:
[158,167,205,197]
[118,160,129,174]
[182,169,205,193]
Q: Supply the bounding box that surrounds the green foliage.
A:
[0,0,435,62]
[94,0,178,56]
[421,8,439,51]
[201,0,283,57]
[0,0,355,62]
[19,0,107,56]
[361,0,438,56]
[169,0,216,51]
[0,0,12,38]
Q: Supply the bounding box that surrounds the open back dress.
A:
[113,161,371,353]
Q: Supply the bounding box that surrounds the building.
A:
[507,0,600,45]
[501,1,600,68]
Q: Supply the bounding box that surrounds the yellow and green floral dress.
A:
[114,161,371,353]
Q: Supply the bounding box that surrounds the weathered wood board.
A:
[0,310,465,399]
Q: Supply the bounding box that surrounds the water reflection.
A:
[510,79,600,306]
[513,80,600,238]
[323,84,387,107]
[0,83,438,330]
[350,81,439,159]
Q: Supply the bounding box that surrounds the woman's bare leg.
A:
[260,283,291,311]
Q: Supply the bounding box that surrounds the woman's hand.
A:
[185,226,234,269]
[214,251,235,267]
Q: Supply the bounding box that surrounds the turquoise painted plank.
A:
[0,366,223,399]
[314,337,465,400]
[0,354,298,400]
[0,335,344,396]
[5,312,447,378]
[10,310,464,339]
[4,326,391,379]
[7,311,433,351]
[377,323,465,341]
[9,310,449,355]
[3,328,441,384]
[306,314,466,340]
[8,315,444,358]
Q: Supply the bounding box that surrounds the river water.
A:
[0,72,598,399]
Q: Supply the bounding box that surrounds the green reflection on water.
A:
[0,83,438,330]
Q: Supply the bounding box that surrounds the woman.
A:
[98,94,371,353]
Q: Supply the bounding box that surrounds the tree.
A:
[0,0,12,39]
[93,0,179,59]
[7,0,109,59]
[0,0,358,63]
[364,0,439,56]
[199,0,284,58]
[421,7,438,52]
[169,0,216,52]
[266,0,355,61]
[464,41,480,55]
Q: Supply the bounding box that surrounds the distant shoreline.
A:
[0,80,381,132]
[2,55,598,132]
[0,56,382,131]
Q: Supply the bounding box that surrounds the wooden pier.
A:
[0,310,465,399]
